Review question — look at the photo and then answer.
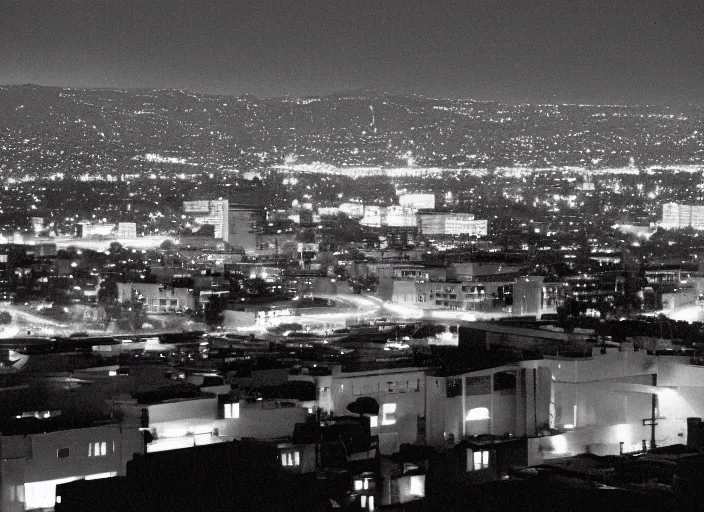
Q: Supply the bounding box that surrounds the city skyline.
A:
[4,2,704,510]
[2,0,704,106]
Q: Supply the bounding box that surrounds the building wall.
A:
[121,397,218,426]
[539,349,657,384]
[293,369,425,455]
[228,206,265,253]
[219,402,308,441]
[385,206,418,228]
[662,289,698,310]
[116,223,137,239]
[391,280,425,307]
[360,206,384,227]
[0,424,142,512]
[184,199,229,242]
[425,375,448,446]
[339,203,365,218]
[444,216,487,237]
[661,202,704,230]
[533,422,654,459]
[399,193,435,210]
[655,358,704,448]
[513,277,544,317]
[430,366,552,447]
[331,370,426,454]
[417,214,446,235]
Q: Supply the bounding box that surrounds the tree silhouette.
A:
[346,396,379,417]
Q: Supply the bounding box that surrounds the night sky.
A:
[2,0,703,105]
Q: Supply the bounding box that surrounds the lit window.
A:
[382,403,396,425]
[89,442,107,457]
[468,449,489,471]
[354,479,363,491]
[368,495,375,511]
[369,415,378,428]
[409,475,425,497]
[466,407,490,421]
[281,451,300,467]
[224,403,240,419]
[361,495,367,507]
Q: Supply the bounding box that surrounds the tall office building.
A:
[417,212,487,237]
[385,206,418,228]
[228,204,266,253]
[183,200,229,241]
[692,206,704,229]
[661,203,704,230]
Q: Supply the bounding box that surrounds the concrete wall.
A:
[220,403,307,440]
[540,349,657,383]
[122,397,218,425]
[556,375,655,429]
[534,422,654,459]
[425,376,448,446]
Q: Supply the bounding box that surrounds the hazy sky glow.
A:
[2,0,703,105]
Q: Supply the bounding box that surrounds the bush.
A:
[0,311,12,325]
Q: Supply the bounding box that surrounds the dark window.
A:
[446,378,462,397]
[494,371,517,393]
[57,447,70,458]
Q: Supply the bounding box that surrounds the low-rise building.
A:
[417,212,488,237]
[290,364,427,454]
[0,417,142,512]
[116,282,195,313]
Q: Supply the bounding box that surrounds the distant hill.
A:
[0,84,703,177]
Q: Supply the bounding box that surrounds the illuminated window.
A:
[281,451,300,467]
[467,449,489,471]
[88,442,107,457]
[466,407,490,421]
[354,479,363,491]
[409,475,425,497]
[382,403,396,425]
[361,495,367,507]
[57,448,69,459]
[369,415,378,428]
[224,403,239,419]
[368,495,375,511]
